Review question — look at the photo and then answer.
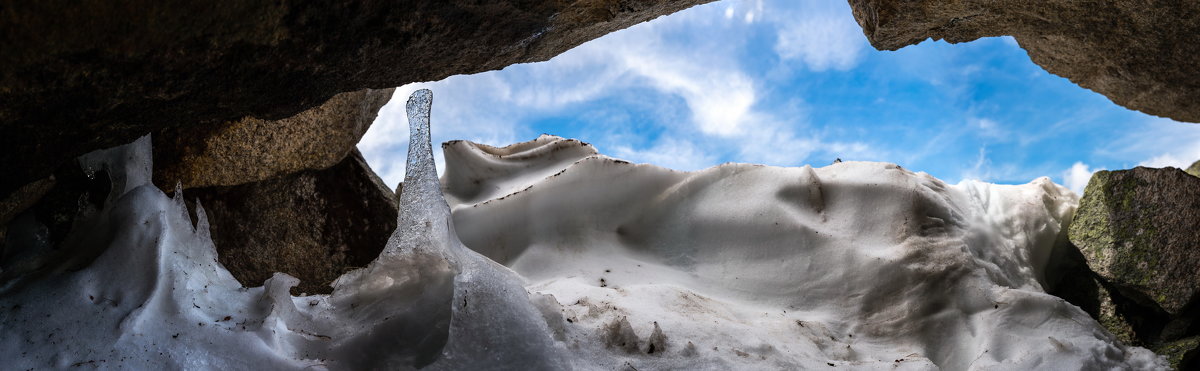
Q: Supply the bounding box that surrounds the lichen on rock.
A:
[1067,166,1200,360]
[1152,336,1200,370]
[1069,167,1200,317]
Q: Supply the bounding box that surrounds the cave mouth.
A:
[358,0,1200,201]
[1,0,1198,368]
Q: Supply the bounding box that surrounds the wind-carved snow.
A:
[0,89,1166,370]
[442,136,1164,370]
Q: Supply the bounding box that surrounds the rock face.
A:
[847,0,1200,124]
[186,149,398,295]
[1067,166,1200,369]
[1155,336,1200,370]
[155,88,395,189]
[1,86,395,293]
[1071,167,1200,317]
[0,0,712,199]
[0,177,55,242]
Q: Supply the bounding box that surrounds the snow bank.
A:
[443,135,1164,370]
[0,90,1165,370]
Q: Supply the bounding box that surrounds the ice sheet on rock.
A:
[444,138,1168,370]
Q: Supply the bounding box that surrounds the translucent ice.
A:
[0,90,568,370]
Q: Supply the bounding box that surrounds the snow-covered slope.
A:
[0,90,1166,370]
[444,134,1166,370]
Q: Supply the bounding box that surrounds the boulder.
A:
[1152,336,1200,371]
[847,0,1200,124]
[2,85,395,290]
[186,149,397,295]
[1069,167,1200,341]
[0,162,115,289]
[0,177,55,242]
[1043,234,1145,346]
[155,88,395,189]
[0,0,713,199]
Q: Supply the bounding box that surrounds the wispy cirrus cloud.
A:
[772,2,867,71]
[360,0,878,187]
[359,0,1199,192]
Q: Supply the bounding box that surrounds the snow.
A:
[444,135,1163,370]
[0,89,1166,370]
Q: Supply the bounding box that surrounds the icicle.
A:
[384,89,463,260]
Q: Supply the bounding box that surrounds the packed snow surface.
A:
[0,90,1165,370]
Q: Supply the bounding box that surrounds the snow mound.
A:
[443,135,1165,370]
[0,90,1165,370]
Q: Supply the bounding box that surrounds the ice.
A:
[0,89,1168,370]
[0,90,565,370]
[0,135,314,369]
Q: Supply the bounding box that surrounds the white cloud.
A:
[1132,138,1200,168]
[1104,117,1200,170]
[971,117,1006,140]
[358,78,526,188]
[619,50,757,137]
[772,2,867,71]
[1138,148,1200,169]
[358,0,881,184]
[961,147,992,181]
[1062,162,1100,195]
[611,137,718,171]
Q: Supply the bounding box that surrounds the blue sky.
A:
[359,0,1200,194]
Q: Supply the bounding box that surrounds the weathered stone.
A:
[0,177,55,242]
[1,164,114,290]
[3,83,394,292]
[1069,167,1200,318]
[1094,274,1176,346]
[1187,160,1200,178]
[0,0,712,199]
[154,88,395,190]
[1151,336,1200,371]
[186,149,397,295]
[1095,278,1140,346]
[1044,233,1101,319]
[848,0,1200,123]
[1043,232,1146,345]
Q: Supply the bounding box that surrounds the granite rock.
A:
[185,149,397,295]
[0,0,712,199]
[848,0,1200,123]
[154,88,395,189]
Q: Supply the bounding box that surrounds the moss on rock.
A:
[1151,336,1200,370]
[1068,167,1200,316]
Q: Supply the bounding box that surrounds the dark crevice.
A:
[1098,277,1172,345]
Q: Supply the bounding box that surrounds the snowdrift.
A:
[0,90,1166,370]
